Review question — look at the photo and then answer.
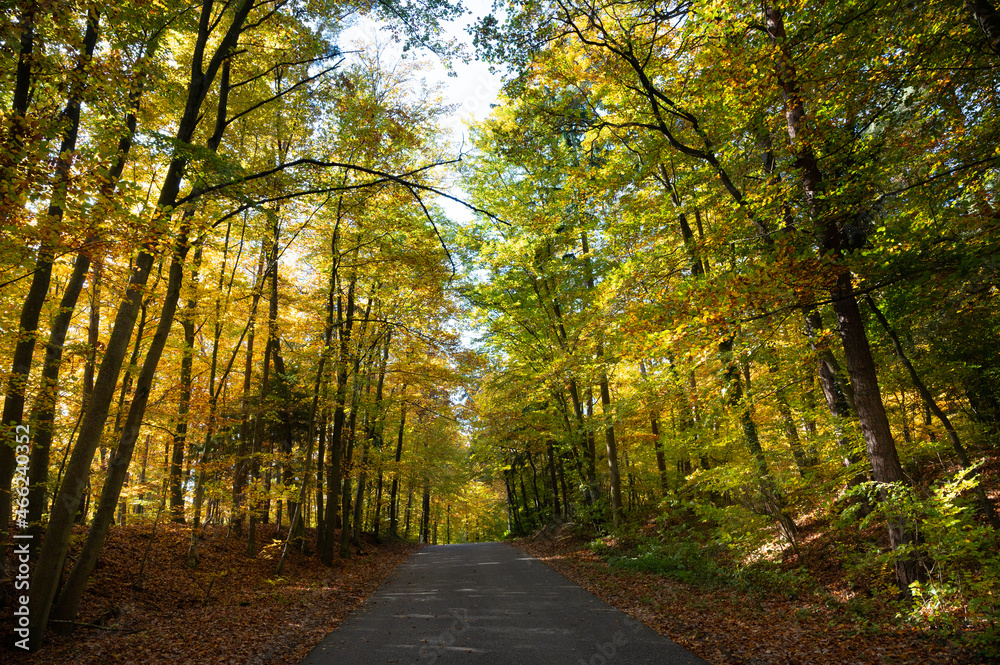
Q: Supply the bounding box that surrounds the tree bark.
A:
[639,361,669,495]
[232,247,266,535]
[766,3,918,589]
[321,272,356,564]
[170,239,203,522]
[865,295,1000,529]
[26,26,156,545]
[0,10,100,542]
[389,387,407,537]
[27,1,253,645]
[354,329,390,545]
[967,0,1000,55]
[51,226,192,630]
[721,340,798,545]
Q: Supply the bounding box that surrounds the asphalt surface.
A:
[298,542,706,665]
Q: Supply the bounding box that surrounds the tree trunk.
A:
[321,272,356,564]
[24,250,91,545]
[547,441,561,517]
[389,388,407,537]
[0,10,100,543]
[247,234,280,558]
[420,481,431,543]
[340,292,374,558]
[189,216,251,565]
[353,329,390,546]
[0,5,36,218]
[52,226,192,630]
[639,361,669,495]
[967,0,1000,55]
[28,1,252,643]
[721,339,798,545]
[598,368,622,524]
[170,239,203,522]
[766,3,918,589]
[865,294,1000,529]
[232,246,266,535]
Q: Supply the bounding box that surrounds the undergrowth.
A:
[583,463,1000,660]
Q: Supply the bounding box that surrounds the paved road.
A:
[299,542,706,665]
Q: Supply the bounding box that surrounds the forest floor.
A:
[514,451,1000,665]
[3,522,418,665]
[517,526,991,665]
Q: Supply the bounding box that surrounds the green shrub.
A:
[841,464,1000,654]
[607,539,730,586]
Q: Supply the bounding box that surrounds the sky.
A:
[337,0,504,225]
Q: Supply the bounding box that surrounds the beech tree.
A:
[2,0,998,654]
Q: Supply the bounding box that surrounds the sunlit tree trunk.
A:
[28,1,254,645]
[170,238,203,522]
[766,4,920,590]
[0,10,100,545]
[51,225,193,630]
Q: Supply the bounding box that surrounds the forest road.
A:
[298,542,706,665]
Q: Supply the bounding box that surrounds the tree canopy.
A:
[2,0,999,656]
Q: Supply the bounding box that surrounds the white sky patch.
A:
[338,0,502,225]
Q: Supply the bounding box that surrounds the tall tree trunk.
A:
[233,244,267,534]
[547,441,561,517]
[766,4,919,589]
[389,388,407,537]
[353,328,390,546]
[639,361,669,495]
[321,272,356,564]
[340,291,374,558]
[581,231,621,522]
[527,453,542,513]
[598,367,622,524]
[315,407,328,548]
[373,469,385,541]
[721,340,798,545]
[51,225,192,630]
[420,480,431,544]
[403,478,414,539]
[504,471,520,534]
[865,295,1000,529]
[170,238,203,522]
[40,32,160,542]
[533,266,598,504]
[300,231,337,551]
[248,213,282,557]
[25,252,91,544]
[232,247,266,535]
[777,390,810,478]
[28,1,252,643]
[0,10,100,544]
[188,216,251,565]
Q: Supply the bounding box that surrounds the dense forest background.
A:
[2,0,999,658]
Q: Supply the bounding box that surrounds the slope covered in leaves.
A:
[3,524,416,665]
[519,503,996,665]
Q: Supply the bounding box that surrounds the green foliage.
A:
[601,523,816,599]
[840,466,1000,650]
[607,538,729,586]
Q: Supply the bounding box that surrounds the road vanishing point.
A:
[299,542,706,665]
